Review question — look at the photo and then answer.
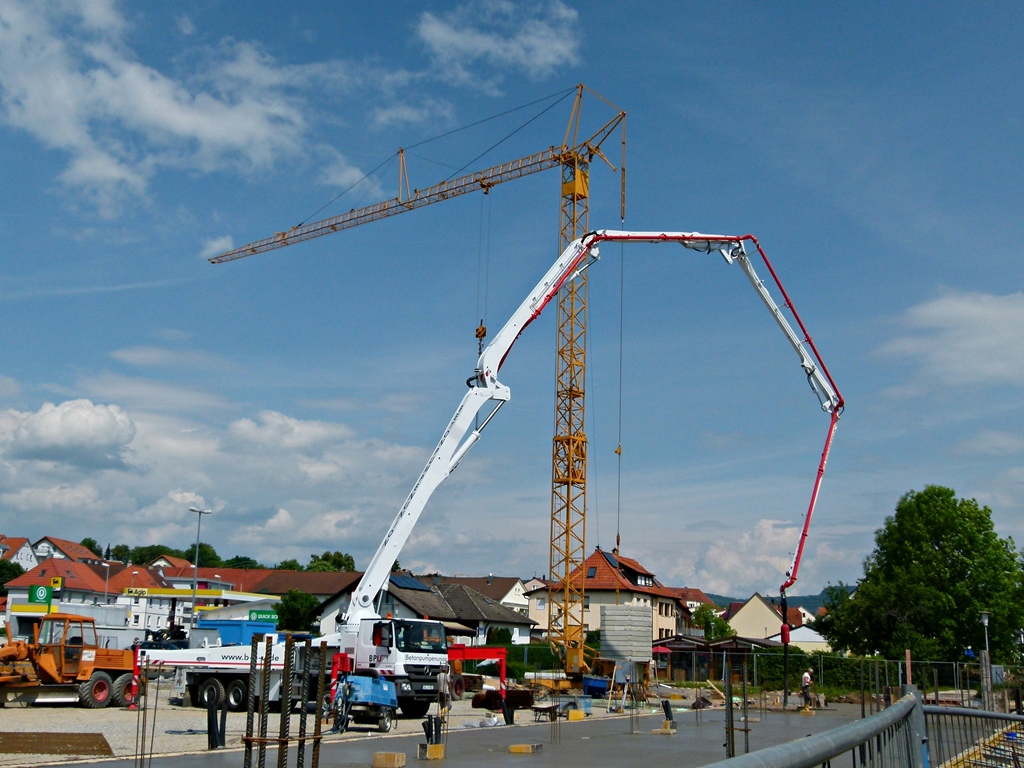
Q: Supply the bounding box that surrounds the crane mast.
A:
[209,85,625,674]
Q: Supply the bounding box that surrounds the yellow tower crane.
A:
[210,84,625,674]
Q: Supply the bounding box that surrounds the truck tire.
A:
[225,678,248,712]
[398,698,430,719]
[197,677,225,708]
[79,671,113,708]
[378,707,394,732]
[112,673,135,707]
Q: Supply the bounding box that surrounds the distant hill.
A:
[705,586,852,614]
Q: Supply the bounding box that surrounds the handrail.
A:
[701,695,917,768]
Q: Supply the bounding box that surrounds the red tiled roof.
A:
[255,570,362,597]
[5,559,171,593]
[665,587,716,607]
[35,536,101,562]
[0,536,30,561]
[786,607,804,627]
[553,548,679,600]
[197,567,275,593]
[150,554,192,569]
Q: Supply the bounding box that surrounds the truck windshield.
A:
[394,620,446,653]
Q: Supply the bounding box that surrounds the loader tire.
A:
[451,674,465,700]
[112,672,135,707]
[398,697,430,719]
[79,671,113,708]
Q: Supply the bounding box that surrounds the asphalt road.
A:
[77,704,863,768]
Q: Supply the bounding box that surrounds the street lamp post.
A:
[981,610,992,710]
[102,562,110,604]
[188,507,212,630]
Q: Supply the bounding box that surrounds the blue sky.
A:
[0,1,1021,598]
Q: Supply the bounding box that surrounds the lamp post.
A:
[981,610,992,710]
[188,507,212,629]
[102,562,110,604]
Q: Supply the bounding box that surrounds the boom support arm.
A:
[342,230,843,626]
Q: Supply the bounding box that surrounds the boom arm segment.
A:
[342,230,843,626]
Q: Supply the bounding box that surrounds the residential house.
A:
[526,547,686,641]
[722,593,785,639]
[32,536,104,564]
[435,582,535,644]
[667,587,717,613]
[0,535,38,571]
[316,574,533,646]
[418,574,529,615]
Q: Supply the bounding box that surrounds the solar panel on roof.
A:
[602,551,618,569]
[389,574,430,591]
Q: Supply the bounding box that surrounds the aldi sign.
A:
[249,609,278,623]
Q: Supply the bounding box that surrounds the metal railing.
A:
[700,686,1024,768]
[701,692,922,768]
[923,705,1024,768]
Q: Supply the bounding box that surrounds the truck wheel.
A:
[378,707,394,733]
[112,673,135,707]
[197,678,225,708]
[79,671,113,708]
[451,674,465,700]
[226,679,248,712]
[399,698,430,719]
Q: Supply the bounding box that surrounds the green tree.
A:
[276,590,320,632]
[223,555,263,569]
[692,604,735,639]
[307,551,355,572]
[276,558,303,571]
[80,537,102,557]
[130,544,185,565]
[817,486,1024,662]
[0,560,25,595]
[187,542,222,568]
[110,544,131,564]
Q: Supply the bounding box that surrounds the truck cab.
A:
[351,618,447,718]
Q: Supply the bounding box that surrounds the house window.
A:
[583,596,590,608]
[587,567,596,578]
[132,615,140,625]
[536,597,546,610]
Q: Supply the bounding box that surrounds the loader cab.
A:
[36,615,98,681]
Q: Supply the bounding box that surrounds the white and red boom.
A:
[342,230,843,630]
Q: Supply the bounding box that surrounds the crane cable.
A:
[291,87,577,230]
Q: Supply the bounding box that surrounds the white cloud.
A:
[229,410,354,451]
[956,429,1024,457]
[371,98,454,128]
[0,2,314,213]
[1,399,135,468]
[417,1,580,88]
[1,482,101,511]
[109,345,230,370]
[879,291,1024,387]
[200,236,234,260]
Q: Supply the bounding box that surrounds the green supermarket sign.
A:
[28,586,53,604]
[249,610,278,623]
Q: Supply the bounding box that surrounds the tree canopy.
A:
[816,486,1024,662]
[276,590,320,632]
[0,560,25,594]
[307,551,355,572]
[692,604,735,639]
[79,537,102,557]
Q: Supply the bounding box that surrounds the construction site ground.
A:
[0,685,864,768]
